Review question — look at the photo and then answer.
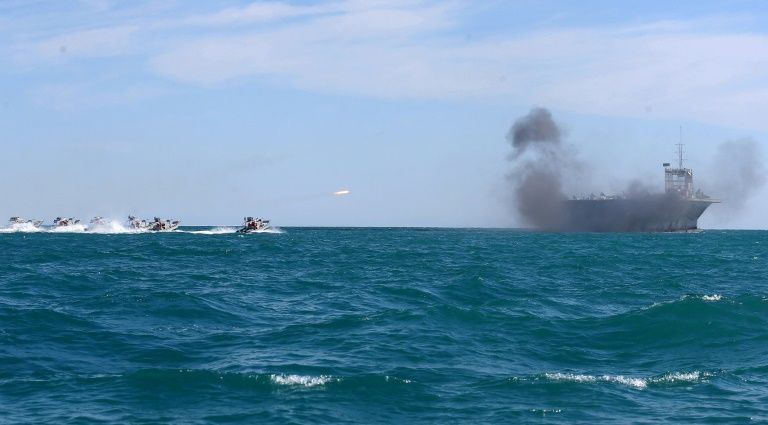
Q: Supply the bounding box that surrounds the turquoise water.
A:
[1,228,767,423]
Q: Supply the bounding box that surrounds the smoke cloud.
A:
[507,107,562,158]
[504,108,764,231]
[505,107,569,229]
[702,138,766,216]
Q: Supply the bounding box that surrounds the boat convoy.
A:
[127,216,181,232]
[3,216,272,233]
[9,217,43,227]
[54,217,81,227]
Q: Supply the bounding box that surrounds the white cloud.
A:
[11,1,768,132]
[174,2,337,27]
[149,13,768,131]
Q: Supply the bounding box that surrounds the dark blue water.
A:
[1,228,767,423]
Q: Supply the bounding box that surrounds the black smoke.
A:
[503,108,765,231]
[506,108,678,231]
[507,107,562,158]
[505,108,569,229]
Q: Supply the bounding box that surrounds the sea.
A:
[1,226,767,423]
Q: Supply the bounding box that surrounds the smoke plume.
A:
[508,107,562,158]
[504,108,767,230]
[505,108,569,229]
[702,138,766,215]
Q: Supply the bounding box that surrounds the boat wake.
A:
[183,227,239,235]
[182,227,284,235]
[0,223,44,233]
[86,221,146,234]
[0,222,283,235]
[49,224,88,233]
[242,227,283,234]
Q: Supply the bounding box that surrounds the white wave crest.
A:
[544,372,647,389]
[269,374,332,387]
[701,294,722,301]
[384,375,412,384]
[543,370,710,389]
[649,371,710,384]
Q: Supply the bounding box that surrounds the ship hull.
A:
[562,196,716,232]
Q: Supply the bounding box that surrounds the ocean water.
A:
[1,227,767,423]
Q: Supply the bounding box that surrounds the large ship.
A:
[563,144,718,232]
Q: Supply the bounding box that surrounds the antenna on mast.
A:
[676,125,684,168]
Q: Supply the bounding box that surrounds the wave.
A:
[542,372,648,389]
[269,374,333,387]
[2,369,417,395]
[532,370,712,389]
[613,293,768,325]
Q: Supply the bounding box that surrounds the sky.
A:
[1,0,767,227]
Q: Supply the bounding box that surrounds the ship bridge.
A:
[664,143,695,198]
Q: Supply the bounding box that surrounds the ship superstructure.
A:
[562,144,718,232]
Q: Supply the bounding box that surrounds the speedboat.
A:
[127,215,150,230]
[8,217,43,228]
[128,215,180,231]
[54,217,81,227]
[89,216,109,226]
[149,217,180,232]
[87,216,116,231]
[237,216,270,233]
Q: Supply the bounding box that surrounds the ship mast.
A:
[676,126,684,168]
[665,127,693,198]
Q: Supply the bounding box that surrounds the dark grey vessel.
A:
[563,145,718,232]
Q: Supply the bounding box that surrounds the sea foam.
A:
[269,374,332,387]
[541,370,710,389]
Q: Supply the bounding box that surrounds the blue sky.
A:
[1,0,767,227]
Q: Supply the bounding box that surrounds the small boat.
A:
[54,217,81,227]
[128,215,180,232]
[237,216,270,233]
[89,216,109,227]
[9,217,43,228]
[87,216,117,231]
[127,215,150,230]
[149,217,180,232]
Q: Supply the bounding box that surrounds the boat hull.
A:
[562,197,716,232]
